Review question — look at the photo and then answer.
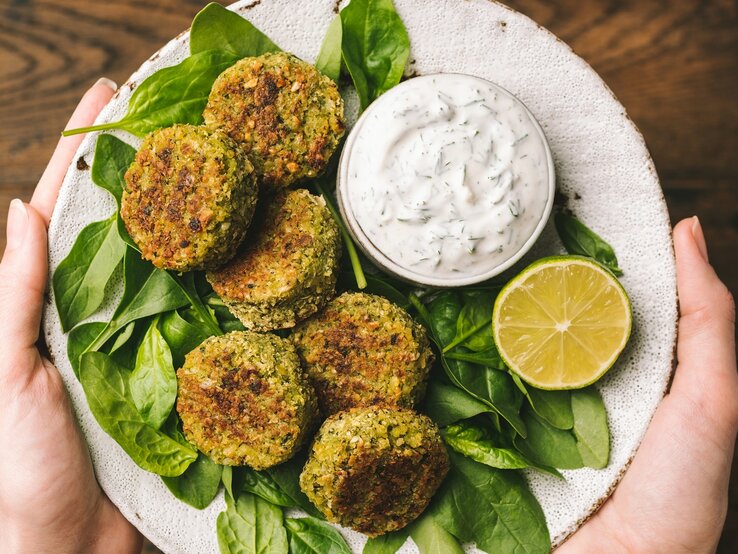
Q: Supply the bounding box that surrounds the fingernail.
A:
[6,199,28,251]
[95,77,118,91]
[691,216,709,262]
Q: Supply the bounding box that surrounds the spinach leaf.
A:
[430,452,549,554]
[443,421,562,478]
[129,319,177,430]
[162,453,223,510]
[407,513,463,554]
[53,215,126,331]
[91,134,135,205]
[285,517,352,554]
[444,291,496,353]
[108,320,136,354]
[222,466,236,500]
[240,468,301,510]
[363,529,409,554]
[160,309,210,367]
[67,321,107,377]
[190,2,280,57]
[63,50,239,137]
[175,272,223,337]
[340,0,410,110]
[427,292,526,437]
[90,134,138,247]
[571,387,610,469]
[79,352,197,477]
[88,249,190,352]
[217,491,288,554]
[513,407,583,469]
[265,452,324,519]
[423,381,493,427]
[554,213,622,275]
[512,375,574,431]
[316,15,343,81]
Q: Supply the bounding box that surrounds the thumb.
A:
[671,216,737,429]
[0,200,49,354]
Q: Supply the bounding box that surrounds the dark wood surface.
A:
[1,1,736,552]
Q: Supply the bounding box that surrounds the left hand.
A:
[0,78,143,554]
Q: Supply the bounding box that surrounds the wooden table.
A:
[1,1,736,552]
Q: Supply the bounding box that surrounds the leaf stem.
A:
[314,181,367,290]
[62,121,124,137]
[441,317,492,353]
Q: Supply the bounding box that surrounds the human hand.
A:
[0,80,143,554]
[558,217,737,553]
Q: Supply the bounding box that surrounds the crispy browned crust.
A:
[121,124,257,271]
[207,188,341,331]
[300,406,449,536]
[203,52,345,191]
[176,331,318,469]
[291,292,434,416]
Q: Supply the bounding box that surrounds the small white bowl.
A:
[337,73,556,288]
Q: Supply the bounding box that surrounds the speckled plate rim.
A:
[42,1,678,552]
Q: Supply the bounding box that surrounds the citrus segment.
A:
[493,256,631,389]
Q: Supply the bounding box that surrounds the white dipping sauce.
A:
[340,74,553,284]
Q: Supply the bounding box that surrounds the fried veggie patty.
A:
[291,292,433,416]
[203,52,345,191]
[299,406,449,536]
[122,124,257,271]
[176,331,318,469]
[207,188,341,332]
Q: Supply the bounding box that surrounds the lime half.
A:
[492,256,632,390]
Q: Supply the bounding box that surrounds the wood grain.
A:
[1,1,736,552]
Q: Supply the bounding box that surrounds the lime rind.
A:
[492,255,632,390]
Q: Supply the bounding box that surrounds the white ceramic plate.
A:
[43,1,677,552]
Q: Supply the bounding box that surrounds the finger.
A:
[31,78,118,225]
[0,201,49,357]
[671,216,737,402]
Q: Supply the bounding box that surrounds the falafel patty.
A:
[299,406,449,536]
[176,331,317,469]
[203,52,345,191]
[122,124,257,271]
[207,188,341,332]
[292,292,434,416]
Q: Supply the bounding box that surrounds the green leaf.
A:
[408,513,463,554]
[445,291,496,353]
[79,352,197,476]
[554,213,623,275]
[265,452,324,519]
[240,468,301,510]
[161,453,223,510]
[571,387,610,469]
[443,421,562,478]
[443,347,505,369]
[363,529,409,554]
[217,491,288,554]
[90,134,138,247]
[159,309,210,367]
[53,215,125,331]
[430,452,550,554]
[64,50,239,137]
[109,249,189,334]
[423,381,493,427]
[222,466,236,501]
[91,134,135,205]
[67,321,107,377]
[315,15,343,81]
[340,0,410,110]
[514,407,584,469]
[512,375,574,430]
[426,292,526,437]
[190,2,280,57]
[129,319,177,430]
[285,517,351,554]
